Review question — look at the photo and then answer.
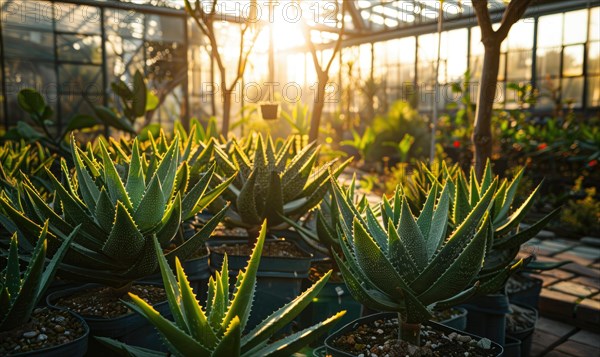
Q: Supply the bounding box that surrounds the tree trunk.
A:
[222,88,232,137]
[309,76,327,143]
[472,42,501,179]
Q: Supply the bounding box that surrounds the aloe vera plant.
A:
[331,175,522,346]
[0,141,55,195]
[97,221,345,356]
[406,161,561,278]
[214,134,350,241]
[1,221,77,331]
[0,135,233,288]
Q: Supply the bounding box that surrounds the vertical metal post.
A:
[430,0,444,164]
[183,13,190,129]
[52,1,62,132]
[100,7,109,136]
[0,11,9,130]
[530,16,538,110]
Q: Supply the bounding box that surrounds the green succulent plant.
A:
[1,221,77,331]
[406,161,561,277]
[214,134,350,241]
[97,221,345,356]
[0,141,55,195]
[330,175,521,346]
[0,135,234,288]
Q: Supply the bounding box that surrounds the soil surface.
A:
[331,316,500,357]
[309,260,344,283]
[0,308,86,355]
[505,275,540,295]
[54,284,167,319]
[213,224,249,238]
[210,241,311,258]
[506,304,537,334]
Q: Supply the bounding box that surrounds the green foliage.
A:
[92,70,159,134]
[97,222,345,356]
[281,102,311,137]
[0,141,55,195]
[561,177,600,236]
[403,161,559,287]
[3,88,99,154]
[0,221,77,331]
[341,127,376,163]
[0,135,232,287]
[213,134,350,235]
[331,174,502,336]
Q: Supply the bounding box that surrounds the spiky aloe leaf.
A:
[387,219,420,283]
[95,337,166,357]
[212,317,241,357]
[156,194,182,246]
[264,172,284,226]
[176,258,218,349]
[495,183,542,237]
[426,183,451,258]
[102,201,145,265]
[493,167,524,225]
[494,208,561,250]
[96,188,116,233]
[5,234,20,298]
[99,141,133,211]
[126,139,146,210]
[133,174,166,231]
[416,184,438,241]
[236,170,261,225]
[221,221,267,332]
[397,198,428,270]
[71,138,100,211]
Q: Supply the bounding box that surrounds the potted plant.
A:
[403,161,561,346]
[97,221,346,356]
[209,134,349,328]
[324,176,506,356]
[0,136,230,353]
[0,222,88,356]
[260,102,280,120]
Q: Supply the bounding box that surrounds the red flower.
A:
[588,159,598,168]
[453,140,461,148]
[537,143,547,150]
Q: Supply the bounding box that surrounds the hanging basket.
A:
[260,102,280,120]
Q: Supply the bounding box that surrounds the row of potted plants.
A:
[0,91,565,356]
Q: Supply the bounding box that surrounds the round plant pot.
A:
[260,103,280,120]
[46,283,170,356]
[271,229,330,262]
[461,293,511,346]
[324,312,504,357]
[506,274,543,309]
[506,303,538,357]
[207,238,312,331]
[503,336,522,357]
[4,309,89,357]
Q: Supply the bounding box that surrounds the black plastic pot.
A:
[299,280,363,344]
[10,309,89,357]
[437,307,468,331]
[503,336,522,357]
[461,293,511,346]
[46,283,170,356]
[506,304,538,357]
[506,274,543,309]
[271,229,330,262]
[207,238,312,331]
[324,312,504,357]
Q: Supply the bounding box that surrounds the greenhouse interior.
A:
[0,0,599,356]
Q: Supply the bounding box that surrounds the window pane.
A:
[508,19,534,50]
[60,94,101,119]
[104,8,145,39]
[3,28,54,61]
[588,75,600,107]
[562,45,584,77]
[59,64,103,95]
[589,42,600,75]
[57,35,102,64]
[538,14,563,48]
[536,78,559,110]
[591,7,600,41]
[146,15,184,43]
[536,47,561,78]
[2,1,54,32]
[561,77,584,107]
[55,3,101,34]
[507,50,532,81]
[563,10,588,45]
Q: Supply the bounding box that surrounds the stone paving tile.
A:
[581,236,600,247]
[545,350,577,357]
[569,329,600,348]
[551,281,599,298]
[533,273,559,287]
[560,263,600,279]
[570,245,600,260]
[554,252,596,267]
[555,340,600,356]
[571,276,600,289]
[540,269,575,281]
[575,299,600,325]
[536,316,577,336]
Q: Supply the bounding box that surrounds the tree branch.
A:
[325,0,346,74]
[497,0,534,41]
[472,0,495,42]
